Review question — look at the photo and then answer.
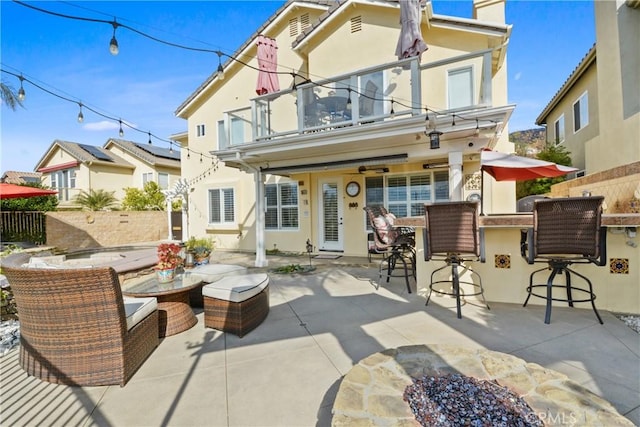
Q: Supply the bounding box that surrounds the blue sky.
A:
[1,0,595,174]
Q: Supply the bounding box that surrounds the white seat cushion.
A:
[189,264,248,283]
[123,296,157,331]
[202,273,269,303]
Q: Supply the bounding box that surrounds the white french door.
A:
[317,178,344,252]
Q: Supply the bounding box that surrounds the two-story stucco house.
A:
[175,0,516,265]
[34,138,181,208]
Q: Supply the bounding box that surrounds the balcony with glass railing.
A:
[217,48,495,150]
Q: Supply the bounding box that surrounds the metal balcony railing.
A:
[217,48,494,150]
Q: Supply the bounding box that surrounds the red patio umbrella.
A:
[0,183,58,199]
[479,150,578,214]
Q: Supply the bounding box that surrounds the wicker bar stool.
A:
[423,201,489,319]
[521,196,606,324]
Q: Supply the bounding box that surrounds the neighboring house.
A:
[34,139,181,208]
[103,138,182,191]
[0,170,42,185]
[175,0,515,264]
[536,1,639,175]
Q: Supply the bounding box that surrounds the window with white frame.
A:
[142,172,153,185]
[265,182,299,230]
[554,114,565,145]
[196,124,206,137]
[50,168,77,201]
[208,188,235,224]
[217,120,227,149]
[448,66,474,110]
[365,172,449,226]
[573,92,589,132]
[158,173,169,190]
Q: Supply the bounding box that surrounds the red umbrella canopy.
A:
[480,150,577,181]
[0,183,58,199]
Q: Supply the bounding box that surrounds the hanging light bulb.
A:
[390,99,395,119]
[187,149,191,160]
[148,132,152,145]
[451,114,456,126]
[346,89,352,110]
[200,154,203,163]
[17,75,25,101]
[109,21,119,55]
[118,119,124,137]
[77,102,84,123]
[475,118,480,135]
[216,51,225,81]
[169,142,173,153]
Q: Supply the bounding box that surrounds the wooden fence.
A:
[0,211,47,245]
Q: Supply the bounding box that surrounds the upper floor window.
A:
[573,92,589,133]
[265,182,299,230]
[448,66,473,110]
[196,124,206,137]
[365,171,449,225]
[209,188,234,224]
[158,173,169,190]
[554,115,565,145]
[142,172,153,185]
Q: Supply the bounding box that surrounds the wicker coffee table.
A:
[123,272,203,337]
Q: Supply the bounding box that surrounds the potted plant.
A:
[185,236,214,266]
[155,242,183,283]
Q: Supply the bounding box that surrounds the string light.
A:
[118,119,124,137]
[17,75,25,101]
[389,99,395,119]
[77,102,84,123]
[346,89,352,110]
[451,114,456,126]
[148,132,152,145]
[109,20,119,55]
[187,149,190,159]
[216,51,225,81]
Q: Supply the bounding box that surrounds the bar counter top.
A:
[395,213,640,228]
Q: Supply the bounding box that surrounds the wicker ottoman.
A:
[203,273,269,337]
[187,264,248,308]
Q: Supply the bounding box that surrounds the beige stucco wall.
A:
[544,62,599,172]
[592,0,640,174]
[106,145,181,190]
[46,211,167,250]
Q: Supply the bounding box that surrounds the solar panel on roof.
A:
[134,143,180,161]
[78,144,113,162]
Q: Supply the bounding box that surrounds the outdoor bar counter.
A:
[395,213,640,315]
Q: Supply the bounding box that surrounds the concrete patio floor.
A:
[1,251,639,426]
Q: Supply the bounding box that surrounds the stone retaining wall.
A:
[46,211,168,250]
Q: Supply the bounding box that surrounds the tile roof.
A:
[104,138,181,168]
[0,171,42,184]
[52,140,133,168]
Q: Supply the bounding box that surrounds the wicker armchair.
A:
[423,201,489,319]
[1,253,159,387]
[521,196,606,324]
[364,206,416,293]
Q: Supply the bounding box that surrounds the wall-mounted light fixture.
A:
[428,130,443,149]
[358,165,389,174]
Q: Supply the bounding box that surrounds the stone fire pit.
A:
[331,344,632,426]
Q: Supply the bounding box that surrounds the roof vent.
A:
[351,16,362,33]
[289,17,298,37]
[300,13,310,30]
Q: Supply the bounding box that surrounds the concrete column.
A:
[448,151,463,201]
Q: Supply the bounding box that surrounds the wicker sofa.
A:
[1,253,159,387]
